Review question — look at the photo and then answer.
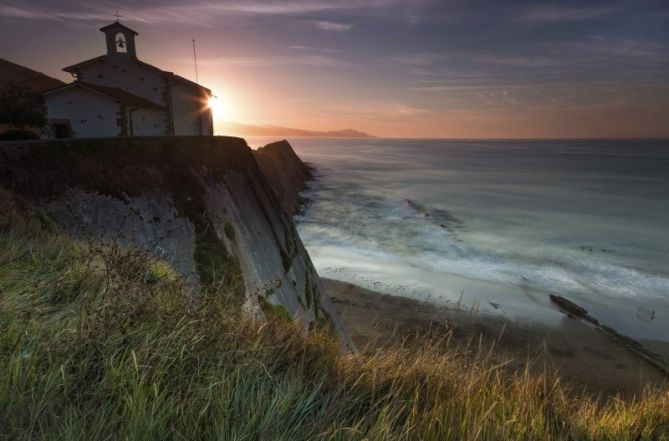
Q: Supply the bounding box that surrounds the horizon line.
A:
[232,134,669,141]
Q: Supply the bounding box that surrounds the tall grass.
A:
[1,189,668,440]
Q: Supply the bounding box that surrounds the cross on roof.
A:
[114,9,122,22]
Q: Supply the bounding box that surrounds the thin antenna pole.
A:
[192,39,199,84]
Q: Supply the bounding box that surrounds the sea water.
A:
[248,138,669,345]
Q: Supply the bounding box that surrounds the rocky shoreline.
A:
[550,295,669,376]
[324,278,668,397]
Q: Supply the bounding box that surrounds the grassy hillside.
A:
[1,189,668,440]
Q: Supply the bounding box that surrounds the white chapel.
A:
[43,20,213,139]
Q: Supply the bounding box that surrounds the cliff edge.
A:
[254,140,313,215]
[0,136,352,350]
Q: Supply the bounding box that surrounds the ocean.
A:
[248,138,669,346]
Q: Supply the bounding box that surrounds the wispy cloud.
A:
[0,2,57,20]
[407,80,669,93]
[333,101,430,117]
[519,4,622,22]
[0,0,406,24]
[176,54,350,68]
[475,90,522,108]
[290,45,343,53]
[555,37,669,58]
[184,0,398,15]
[482,55,560,67]
[389,53,446,66]
[314,20,352,31]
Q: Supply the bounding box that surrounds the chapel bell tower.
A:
[100,21,139,58]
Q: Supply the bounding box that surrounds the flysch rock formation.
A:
[0,136,353,351]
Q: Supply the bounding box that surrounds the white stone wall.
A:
[45,88,123,138]
[132,108,166,136]
[76,58,167,107]
[202,104,214,136]
[171,81,212,136]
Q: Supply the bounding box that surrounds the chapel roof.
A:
[62,56,212,94]
[0,58,65,92]
[43,81,165,110]
[62,55,107,74]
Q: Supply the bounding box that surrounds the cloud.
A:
[314,20,352,31]
[556,37,669,58]
[334,101,430,117]
[176,54,350,67]
[475,90,522,108]
[187,0,397,15]
[289,45,343,53]
[0,0,405,25]
[519,4,622,22]
[0,2,57,20]
[0,0,429,29]
[389,53,445,66]
[482,55,560,67]
[385,103,430,116]
[407,79,669,94]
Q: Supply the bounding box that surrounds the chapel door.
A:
[52,122,72,139]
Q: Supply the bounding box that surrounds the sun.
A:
[207,95,232,121]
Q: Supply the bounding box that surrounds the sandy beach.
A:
[324,278,669,397]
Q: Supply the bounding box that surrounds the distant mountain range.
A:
[223,121,373,138]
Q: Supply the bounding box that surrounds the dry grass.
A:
[1,188,668,440]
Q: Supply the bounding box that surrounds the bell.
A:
[117,39,125,48]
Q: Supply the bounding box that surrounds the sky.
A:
[1,0,668,138]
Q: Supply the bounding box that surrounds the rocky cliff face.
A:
[254,140,313,215]
[0,136,352,350]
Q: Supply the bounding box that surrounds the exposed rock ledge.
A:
[254,140,314,215]
[0,136,353,351]
[550,295,669,375]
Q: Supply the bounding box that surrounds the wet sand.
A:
[325,278,668,397]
